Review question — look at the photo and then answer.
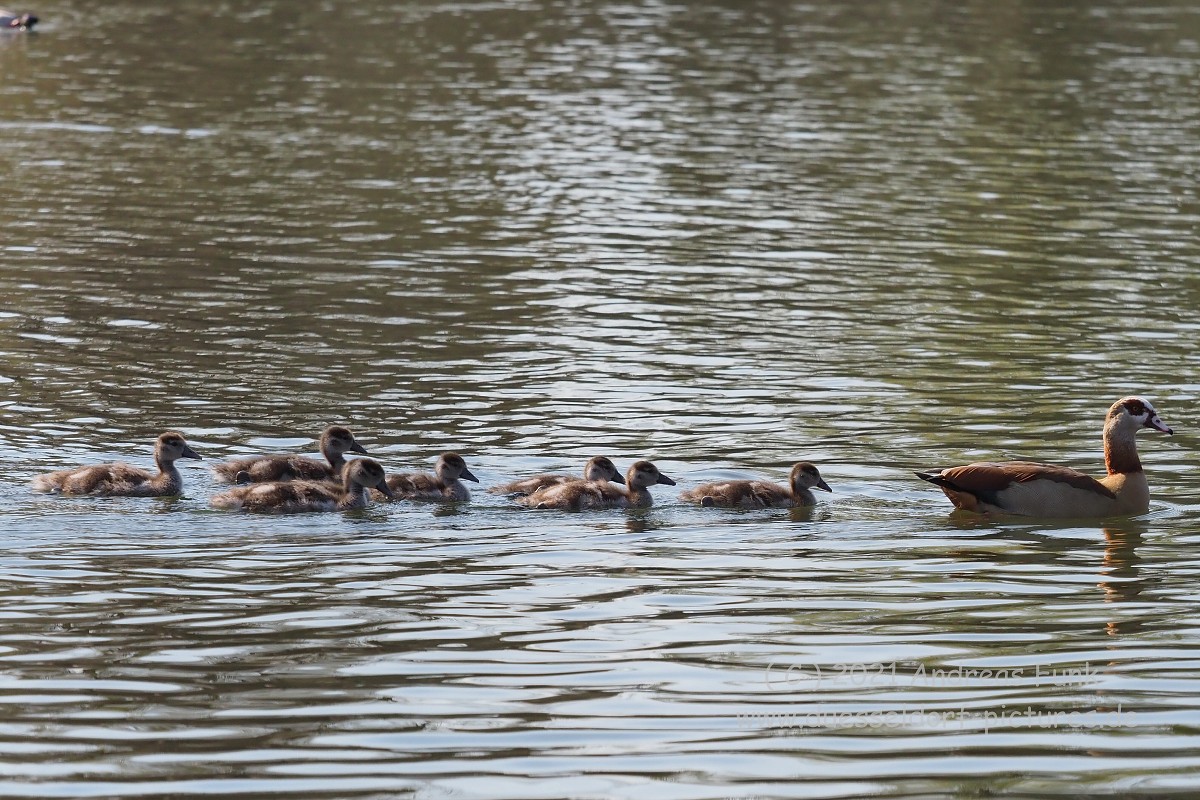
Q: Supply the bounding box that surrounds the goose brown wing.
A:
[931,462,1116,504]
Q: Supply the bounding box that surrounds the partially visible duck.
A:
[211,425,369,484]
[917,396,1174,518]
[489,456,624,496]
[520,460,675,510]
[32,432,201,497]
[680,462,832,508]
[383,452,478,501]
[211,458,393,513]
[1,9,37,30]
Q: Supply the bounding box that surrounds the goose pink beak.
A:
[1148,416,1173,435]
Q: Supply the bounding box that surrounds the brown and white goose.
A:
[917,396,1173,518]
[520,460,676,510]
[211,425,369,484]
[32,432,202,497]
[382,452,479,502]
[680,462,832,508]
[1,10,37,30]
[488,456,624,496]
[211,458,394,513]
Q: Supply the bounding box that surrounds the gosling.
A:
[520,460,675,510]
[32,432,202,497]
[680,462,831,508]
[210,458,393,513]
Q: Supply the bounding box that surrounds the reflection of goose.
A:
[1100,526,1147,628]
[383,452,478,501]
[212,426,369,484]
[917,397,1173,518]
[211,458,393,513]
[489,456,624,496]
[681,462,831,508]
[32,432,201,497]
[1,10,37,30]
[521,460,675,510]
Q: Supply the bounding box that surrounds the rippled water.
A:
[2,0,1200,797]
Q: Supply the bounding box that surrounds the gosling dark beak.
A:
[656,473,676,486]
[614,474,626,485]
[182,445,202,460]
[350,441,369,455]
[376,480,395,500]
[460,467,480,483]
[816,478,832,492]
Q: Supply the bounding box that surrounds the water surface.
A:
[2,1,1199,797]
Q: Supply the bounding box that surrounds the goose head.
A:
[1108,397,1173,436]
[584,456,624,484]
[346,458,393,498]
[790,462,831,493]
[436,452,479,483]
[156,431,202,463]
[627,460,676,490]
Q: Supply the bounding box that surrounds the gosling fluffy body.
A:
[211,425,368,484]
[211,458,393,513]
[520,460,675,510]
[383,452,479,501]
[489,456,624,496]
[32,432,202,497]
[680,462,831,508]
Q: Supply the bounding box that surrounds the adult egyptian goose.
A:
[1,9,37,30]
[680,462,832,508]
[917,396,1173,518]
[211,425,370,484]
[210,458,394,513]
[382,452,478,501]
[32,431,202,497]
[489,456,624,496]
[520,460,676,510]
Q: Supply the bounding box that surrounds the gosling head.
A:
[626,460,676,490]
[156,432,202,463]
[346,458,393,498]
[322,425,369,455]
[584,456,624,484]
[789,461,831,493]
[436,452,479,483]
